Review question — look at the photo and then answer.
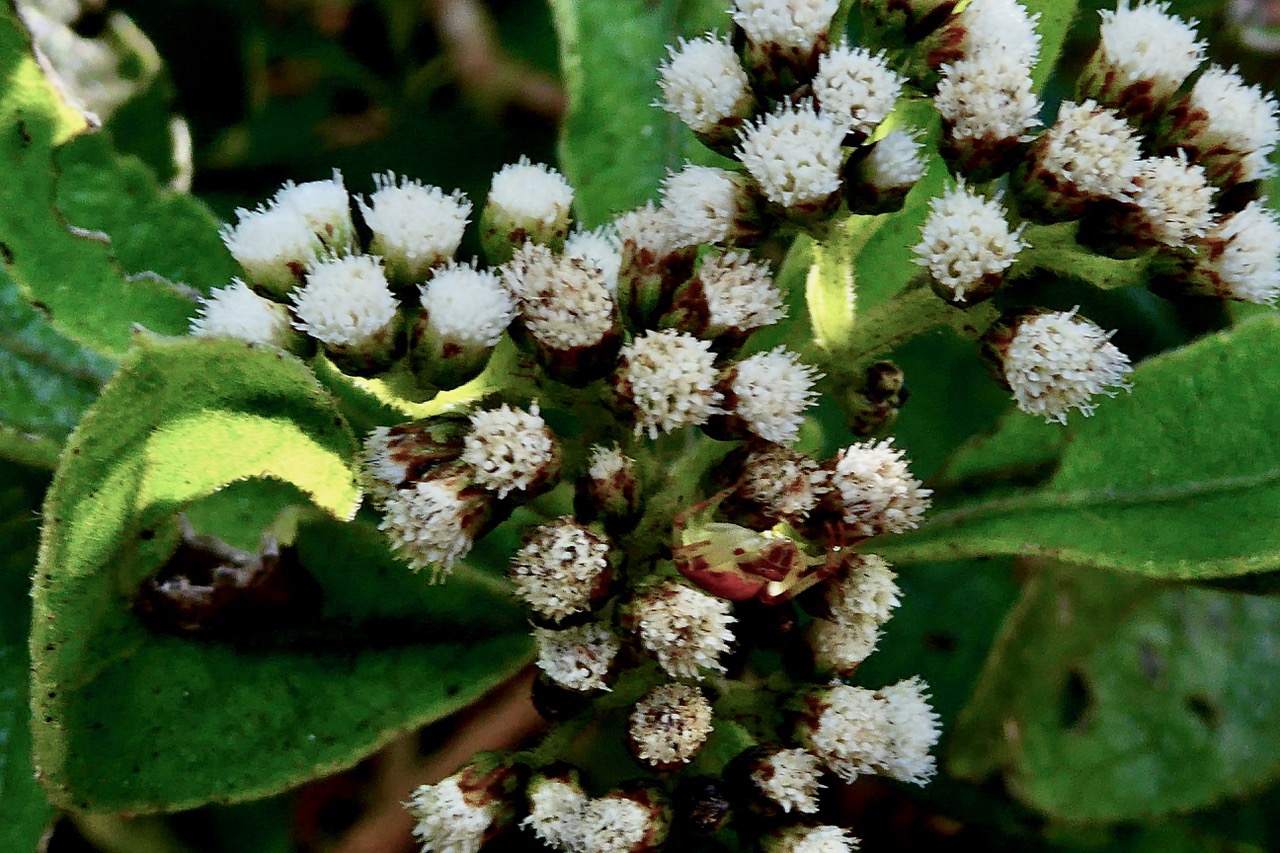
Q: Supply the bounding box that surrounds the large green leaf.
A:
[0,462,55,851]
[0,7,229,357]
[875,315,1280,580]
[550,0,730,226]
[950,564,1280,822]
[1025,0,1080,91]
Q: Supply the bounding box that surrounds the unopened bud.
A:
[676,777,733,835]
[480,157,574,263]
[290,254,400,374]
[846,360,909,435]
[411,262,516,389]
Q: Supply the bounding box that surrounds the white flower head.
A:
[503,243,616,350]
[769,824,860,853]
[615,201,689,259]
[830,439,932,536]
[934,53,1042,144]
[862,129,927,191]
[728,347,822,445]
[615,330,724,438]
[272,169,353,247]
[534,622,621,693]
[633,579,736,679]
[576,794,656,853]
[220,203,321,296]
[736,99,846,209]
[1133,154,1217,248]
[523,775,587,851]
[1002,308,1133,423]
[509,518,611,622]
[740,447,832,521]
[290,254,397,347]
[657,34,753,135]
[1038,101,1143,202]
[419,261,516,349]
[878,676,942,785]
[751,748,825,814]
[1204,200,1280,305]
[1188,65,1280,172]
[360,172,471,282]
[461,403,556,498]
[809,616,883,674]
[190,279,296,348]
[588,443,632,482]
[912,182,1026,303]
[958,0,1042,66]
[487,156,574,233]
[629,683,715,767]
[697,250,786,335]
[565,226,623,295]
[803,683,892,783]
[661,165,751,247]
[732,0,840,50]
[1094,1,1205,100]
[813,42,905,138]
[825,553,900,626]
[405,775,496,853]
[379,473,486,580]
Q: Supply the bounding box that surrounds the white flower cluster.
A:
[808,554,901,675]
[524,779,665,853]
[661,166,754,247]
[732,0,840,51]
[695,251,787,336]
[912,182,1026,303]
[829,439,932,537]
[1032,101,1144,206]
[628,683,715,767]
[406,774,497,853]
[379,474,481,580]
[509,518,611,623]
[360,172,470,283]
[633,580,736,679]
[1185,65,1279,180]
[727,347,822,445]
[534,623,621,693]
[615,330,724,438]
[1198,201,1280,305]
[419,262,517,349]
[737,99,847,209]
[1090,1,1205,105]
[861,130,928,192]
[739,447,832,523]
[189,280,295,349]
[486,156,574,239]
[765,824,860,853]
[751,748,825,814]
[503,243,617,351]
[802,678,941,785]
[565,226,623,294]
[656,34,754,135]
[460,403,555,498]
[812,42,904,139]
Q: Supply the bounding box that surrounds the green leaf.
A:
[0,266,115,468]
[0,463,56,850]
[550,0,730,226]
[0,7,230,357]
[1025,0,1081,91]
[950,564,1280,822]
[876,315,1280,580]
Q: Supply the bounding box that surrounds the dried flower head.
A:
[912,182,1025,304]
[812,43,904,138]
[290,254,398,347]
[419,262,517,349]
[190,279,297,348]
[656,34,754,135]
[629,683,715,767]
[751,748,825,814]
[732,0,840,50]
[738,446,832,523]
[614,330,724,438]
[828,439,932,537]
[509,518,611,623]
[461,403,557,498]
[359,173,471,283]
[534,622,621,693]
[725,347,822,445]
[736,100,846,210]
[632,579,736,679]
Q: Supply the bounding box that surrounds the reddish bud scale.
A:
[940,126,1025,184]
[741,32,830,97]
[1157,98,1256,189]
[617,241,697,330]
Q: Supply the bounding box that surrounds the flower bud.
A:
[912,181,1025,306]
[612,330,724,438]
[509,518,613,625]
[1151,200,1280,305]
[732,0,839,93]
[358,172,471,288]
[628,683,715,770]
[736,99,846,223]
[577,784,673,853]
[534,622,621,694]
[812,42,905,145]
[845,360,909,435]
[623,579,736,680]
[379,462,496,581]
[1157,65,1280,189]
[1014,100,1143,223]
[935,53,1041,181]
[404,752,522,853]
[1079,153,1217,259]
[189,279,306,353]
[220,202,323,299]
[579,444,642,527]
[480,157,574,263]
[663,251,785,346]
[723,446,832,530]
[502,243,623,386]
[522,767,589,850]
[661,165,765,248]
[676,776,734,835]
[614,203,697,328]
[860,0,959,43]
[1077,1,1206,125]
[656,34,758,151]
[360,414,471,503]
[982,308,1133,424]
[812,439,931,543]
[844,129,927,215]
[289,254,401,374]
[461,403,560,500]
[760,824,860,853]
[272,170,355,254]
[411,261,517,389]
[707,347,822,445]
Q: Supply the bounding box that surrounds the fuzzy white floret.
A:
[618,330,724,438]
[1040,101,1143,201]
[742,447,831,520]
[813,42,904,137]
[752,748,824,814]
[616,201,689,257]
[565,227,623,295]
[630,683,715,766]
[1189,65,1279,170]
[878,677,941,785]
[662,165,746,247]
[699,251,787,332]
[510,518,611,622]
[273,170,351,241]
[420,262,516,348]
[1005,308,1133,423]
[587,443,632,483]
[488,156,574,229]
[1096,1,1205,96]
[807,684,892,783]
[523,779,587,851]
[635,580,736,680]
[831,439,932,536]
[912,183,1025,302]
[576,796,652,853]
[1209,200,1280,305]
[777,825,860,853]
[534,623,621,692]
[461,403,554,498]
[406,776,495,853]
[959,0,1042,66]
[863,130,927,190]
[732,0,840,49]
[730,347,822,445]
[361,426,409,497]
[809,617,882,672]
[1133,154,1217,247]
[360,173,470,275]
[221,203,319,289]
[737,99,846,208]
[825,554,900,625]
[380,479,475,578]
[190,279,294,346]
[290,254,397,346]
[935,54,1041,143]
[502,243,616,349]
[657,34,753,134]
